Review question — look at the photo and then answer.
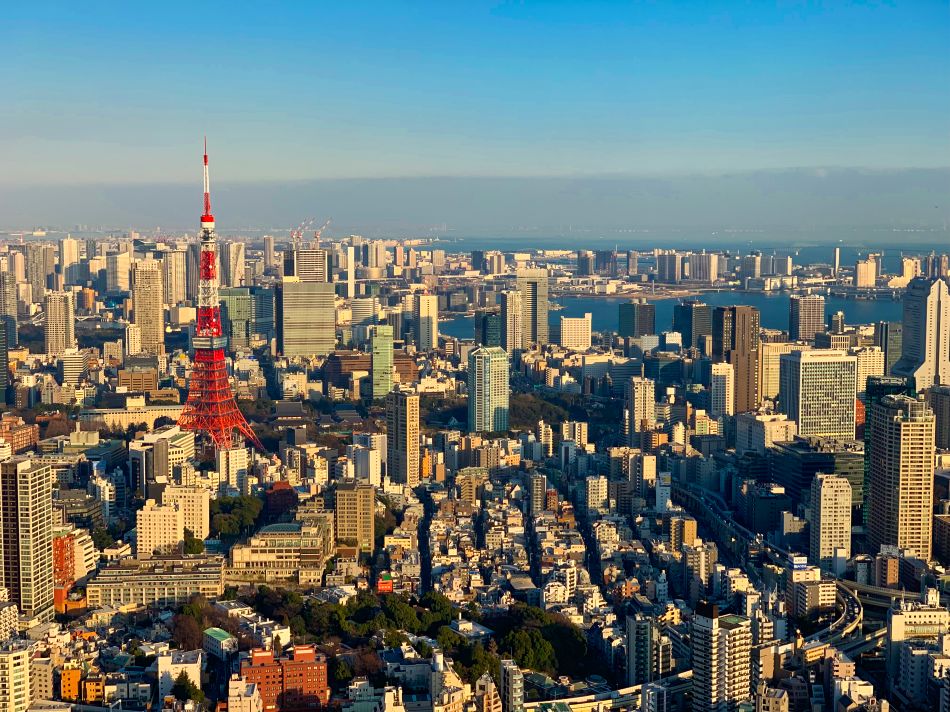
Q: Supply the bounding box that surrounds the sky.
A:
[2,2,949,231]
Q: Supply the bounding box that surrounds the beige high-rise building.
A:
[809,473,852,573]
[709,362,735,418]
[106,250,131,292]
[667,514,698,552]
[853,258,877,288]
[413,294,438,351]
[221,241,246,287]
[334,482,374,552]
[60,237,80,285]
[779,350,856,440]
[162,250,187,306]
[758,342,811,405]
[0,640,35,712]
[868,395,935,561]
[136,499,184,559]
[386,389,419,487]
[132,259,165,355]
[927,384,950,450]
[892,276,950,389]
[0,459,54,621]
[44,291,75,356]
[559,313,592,350]
[500,290,523,352]
[627,376,656,440]
[162,485,211,540]
[849,345,885,400]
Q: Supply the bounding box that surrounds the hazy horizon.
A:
[3,167,948,239]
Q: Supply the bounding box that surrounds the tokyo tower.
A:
[178,141,264,451]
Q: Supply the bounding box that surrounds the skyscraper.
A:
[59,237,80,284]
[559,313,592,350]
[220,286,275,350]
[672,300,711,350]
[0,272,17,347]
[809,472,852,573]
[873,321,903,376]
[370,325,394,400]
[891,276,950,390]
[863,376,912,524]
[529,473,547,515]
[868,395,935,560]
[106,250,131,293]
[477,311,502,347]
[413,294,438,351]
[468,346,510,434]
[386,389,419,487]
[43,291,75,356]
[264,235,276,270]
[221,241,246,287]
[334,482,375,552]
[162,250,187,306]
[132,259,165,355]
[709,362,735,418]
[691,602,752,712]
[618,298,656,338]
[788,294,825,343]
[927,384,950,450]
[779,350,856,440]
[712,305,760,413]
[516,268,549,346]
[627,376,656,440]
[500,290,523,353]
[276,280,336,357]
[285,249,330,282]
[0,458,54,621]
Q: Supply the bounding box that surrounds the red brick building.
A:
[240,646,330,711]
[0,415,39,453]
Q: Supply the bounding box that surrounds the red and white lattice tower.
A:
[178,141,263,451]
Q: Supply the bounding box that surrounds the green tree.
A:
[183,529,205,555]
[171,671,204,703]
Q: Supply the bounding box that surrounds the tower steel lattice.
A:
[178,141,264,451]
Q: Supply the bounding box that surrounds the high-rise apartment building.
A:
[712,305,760,413]
[334,482,374,552]
[468,346,509,434]
[132,259,165,355]
[500,660,524,712]
[500,290,523,353]
[809,473,852,573]
[709,362,735,418]
[44,291,75,356]
[0,458,54,621]
[413,294,438,351]
[162,485,211,541]
[0,641,34,712]
[689,252,719,283]
[529,473,547,515]
[788,294,825,343]
[627,376,656,440]
[136,499,184,559]
[618,298,656,338]
[849,346,885,401]
[867,395,935,561]
[691,602,752,712]
[892,276,950,389]
[779,350,856,440]
[370,325,394,400]
[276,280,336,357]
[656,253,684,283]
[927,384,950,450]
[386,390,419,487]
[264,235,276,270]
[672,300,711,351]
[516,269,549,346]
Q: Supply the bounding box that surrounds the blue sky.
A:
[2,1,948,187]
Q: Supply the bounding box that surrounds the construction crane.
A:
[313,218,331,245]
[291,217,315,253]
